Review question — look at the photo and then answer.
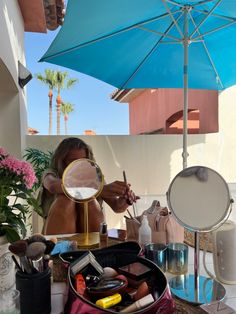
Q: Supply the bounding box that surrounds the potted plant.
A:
[0,147,39,242]
[23,148,53,217]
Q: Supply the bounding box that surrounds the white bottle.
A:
[138,215,151,249]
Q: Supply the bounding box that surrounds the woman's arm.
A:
[100,180,138,213]
[43,173,64,194]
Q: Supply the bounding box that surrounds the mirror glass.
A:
[167,166,231,232]
[62,158,104,202]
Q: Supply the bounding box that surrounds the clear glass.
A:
[145,243,167,272]
[0,289,20,314]
[167,243,188,275]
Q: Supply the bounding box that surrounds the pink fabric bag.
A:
[126,201,184,245]
[60,242,175,314]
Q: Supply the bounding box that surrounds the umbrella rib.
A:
[120,13,184,89]
[41,10,180,61]
[162,0,184,37]
[190,0,222,39]
[189,12,223,89]
[193,0,216,7]
[193,20,236,40]
[165,0,184,7]
[194,8,236,22]
[137,25,180,42]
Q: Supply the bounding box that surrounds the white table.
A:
[50,246,236,313]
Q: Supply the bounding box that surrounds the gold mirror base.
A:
[75,232,100,249]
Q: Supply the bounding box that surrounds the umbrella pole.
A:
[184,6,199,302]
[182,7,189,170]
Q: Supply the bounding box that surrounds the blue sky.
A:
[25,30,129,135]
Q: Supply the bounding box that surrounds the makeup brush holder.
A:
[16,268,51,314]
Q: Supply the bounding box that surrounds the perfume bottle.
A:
[99,222,108,248]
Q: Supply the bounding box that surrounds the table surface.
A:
[50,245,236,314]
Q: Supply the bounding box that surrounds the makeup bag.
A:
[126,201,184,245]
[60,242,175,314]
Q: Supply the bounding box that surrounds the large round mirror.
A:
[62,158,104,202]
[167,166,232,232]
[62,158,104,248]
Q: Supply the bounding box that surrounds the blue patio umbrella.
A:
[40,0,236,168]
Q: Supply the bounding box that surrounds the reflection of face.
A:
[64,148,87,167]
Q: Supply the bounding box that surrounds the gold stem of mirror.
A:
[84,201,89,244]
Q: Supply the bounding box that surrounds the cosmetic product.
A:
[28,233,46,244]
[99,222,108,248]
[86,277,127,298]
[123,170,133,205]
[102,267,118,279]
[9,240,32,274]
[118,262,152,287]
[127,209,140,225]
[96,293,122,309]
[120,293,154,312]
[134,281,149,301]
[70,251,103,277]
[75,273,86,295]
[138,215,151,249]
[26,242,46,272]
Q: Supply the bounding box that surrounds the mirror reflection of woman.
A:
[40,137,138,235]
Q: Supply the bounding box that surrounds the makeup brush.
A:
[123,170,133,206]
[9,240,32,274]
[26,242,46,272]
[28,233,46,244]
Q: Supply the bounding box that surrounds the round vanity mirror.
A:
[167,166,232,232]
[62,158,104,202]
[62,158,104,248]
[167,166,233,305]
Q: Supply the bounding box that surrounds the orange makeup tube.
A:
[75,273,86,295]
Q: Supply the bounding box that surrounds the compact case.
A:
[60,241,175,314]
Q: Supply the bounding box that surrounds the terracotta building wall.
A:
[129,89,218,135]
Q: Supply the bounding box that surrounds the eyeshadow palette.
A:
[118,262,152,281]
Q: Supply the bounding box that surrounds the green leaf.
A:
[2,226,20,243]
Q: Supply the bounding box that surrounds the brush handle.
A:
[12,255,23,272]
[32,257,44,272]
[20,256,32,274]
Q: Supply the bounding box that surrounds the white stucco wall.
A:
[0,0,28,157]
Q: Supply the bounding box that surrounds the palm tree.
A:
[35,69,56,135]
[54,71,78,135]
[61,102,75,135]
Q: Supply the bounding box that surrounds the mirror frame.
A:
[167,166,232,232]
[62,158,105,203]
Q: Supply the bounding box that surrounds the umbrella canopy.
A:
[40,0,236,167]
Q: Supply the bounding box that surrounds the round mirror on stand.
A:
[62,158,104,248]
[167,166,233,305]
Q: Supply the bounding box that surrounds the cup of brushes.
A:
[9,234,56,314]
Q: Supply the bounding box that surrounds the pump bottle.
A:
[138,215,151,249]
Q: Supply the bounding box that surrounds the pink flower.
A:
[0,150,37,189]
[0,147,8,157]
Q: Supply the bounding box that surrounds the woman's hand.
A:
[101,181,139,213]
